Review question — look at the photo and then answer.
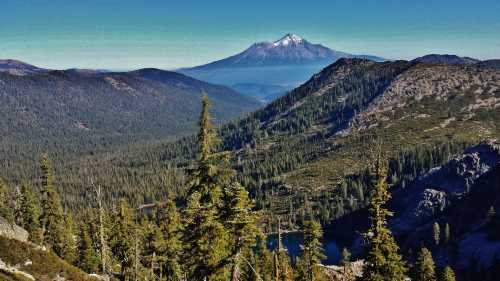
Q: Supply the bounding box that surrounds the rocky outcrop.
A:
[345,64,500,134]
[321,260,364,281]
[414,189,448,219]
[0,258,35,281]
[392,141,500,232]
[0,217,29,242]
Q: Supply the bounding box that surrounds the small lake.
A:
[267,232,341,265]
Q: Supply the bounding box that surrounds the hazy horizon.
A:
[2,0,499,70]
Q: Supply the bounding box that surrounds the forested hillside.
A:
[1,57,500,280]
[3,59,499,222]
[0,67,260,183]
[0,97,469,281]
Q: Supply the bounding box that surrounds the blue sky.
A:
[1,0,499,69]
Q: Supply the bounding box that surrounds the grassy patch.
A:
[0,237,95,281]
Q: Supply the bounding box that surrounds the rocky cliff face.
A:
[392,140,500,232]
[345,141,500,269]
[378,140,500,270]
[0,217,28,243]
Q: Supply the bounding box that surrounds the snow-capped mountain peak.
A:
[184,34,385,71]
[272,33,304,47]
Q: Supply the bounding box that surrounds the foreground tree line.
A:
[1,96,463,281]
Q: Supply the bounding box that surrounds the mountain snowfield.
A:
[272,33,303,46]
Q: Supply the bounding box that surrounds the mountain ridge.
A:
[413,54,481,65]
[0,59,45,75]
[0,67,261,182]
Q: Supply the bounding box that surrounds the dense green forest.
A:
[2,59,499,229]
[1,58,500,280]
[4,96,487,281]
[0,68,260,185]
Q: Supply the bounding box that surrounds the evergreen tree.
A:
[19,184,42,244]
[274,251,294,281]
[183,95,243,280]
[246,236,274,281]
[444,223,450,244]
[13,187,23,226]
[340,248,352,266]
[0,178,13,222]
[412,247,436,281]
[78,223,100,273]
[301,220,326,281]
[441,266,456,281]
[433,222,441,246]
[155,199,183,280]
[294,256,308,281]
[222,181,260,280]
[363,158,407,281]
[61,213,78,264]
[93,184,109,274]
[488,206,496,222]
[184,191,230,280]
[83,208,110,275]
[110,200,137,281]
[39,153,65,256]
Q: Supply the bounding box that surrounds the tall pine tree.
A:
[222,181,260,280]
[155,199,183,280]
[362,157,407,281]
[60,213,78,264]
[412,247,436,281]
[39,153,66,256]
[110,200,137,281]
[78,223,100,273]
[0,178,13,222]
[441,266,456,281]
[444,223,450,244]
[183,95,231,280]
[301,220,326,281]
[340,248,352,266]
[433,223,441,246]
[19,184,42,244]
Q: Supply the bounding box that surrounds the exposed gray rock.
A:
[54,274,66,281]
[321,260,364,281]
[415,189,448,219]
[89,274,110,281]
[419,140,500,197]
[0,216,29,242]
[392,141,500,232]
[0,258,35,281]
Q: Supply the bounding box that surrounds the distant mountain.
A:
[0,59,46,75]
[478,59,500,69]
[179,34,385,101]
[0,65,261,171]
[187,34,371,69]
[413,54,480,65]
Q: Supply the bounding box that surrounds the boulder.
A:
[0,217,29,242]
[321,260,364,281]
